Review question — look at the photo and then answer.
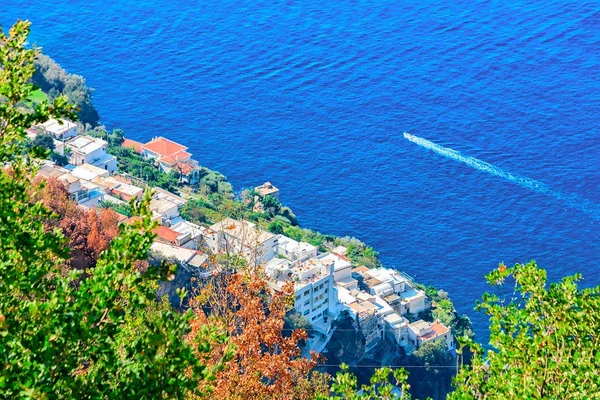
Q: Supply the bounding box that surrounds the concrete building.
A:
[255,181,279,200]
[150,242,211,277]
[407,320,453,351]
[71,163,110,182]
[66,135,118,173]
[205,218,278,267]
[39,118,77,140]
[37,163,103,208]
[353,267,429,316]
[170,220,205,250]
[266,256,338,336]
[319,252,357,290]
[149,187,187,225]
[276,235,318,262]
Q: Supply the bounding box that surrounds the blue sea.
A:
[3,1,599,342]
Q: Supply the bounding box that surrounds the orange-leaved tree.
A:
[188,270,329,399]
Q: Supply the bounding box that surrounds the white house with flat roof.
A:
[66,135,117,173]
[353,267,429,316]
[40,118,77,140]
[276,235,318,262]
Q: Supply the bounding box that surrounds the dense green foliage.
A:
[0,20,230,398]
[450,261,600,399]
[404,340,455,400]
[33,54,100,126]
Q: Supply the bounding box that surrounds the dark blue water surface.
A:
[3,1,599,341]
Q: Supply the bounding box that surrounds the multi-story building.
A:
[353,266,429,316]
[66,135,118,173]
[266,256,338,336]
[40,118,77,140]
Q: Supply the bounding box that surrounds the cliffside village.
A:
[28,119,454,357]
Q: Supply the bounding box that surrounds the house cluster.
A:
[204,217,454,354]
[30,119,453,356]
[29,119,208,272]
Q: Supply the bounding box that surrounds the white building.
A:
[384,312,410,346]
[205,218,278,267]
[66,135,118,173]
[407,320,453,351]
[71,163,110,182]
[40,118,77,140]
[276,235,318,262]
[353,267,429,316]
[319,252,357,290]
[266,256,338,336]
[37,163,104,208]
[149,187,187,226]
[170,220,206,250]
[150,242,212,277]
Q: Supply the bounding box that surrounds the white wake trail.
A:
[403,132,599,219]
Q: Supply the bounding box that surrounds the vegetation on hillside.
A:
[33,54,100,126]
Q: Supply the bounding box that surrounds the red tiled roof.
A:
[115,212,130,222]
[420,322,449,341]
[122,138,143,153]
[142,137,188,157]
[174,162,195,175]
[159,150,192,166]
[153,225,181,244]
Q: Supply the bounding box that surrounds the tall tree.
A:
[450,261,600,399]
[0,20,221,398]
[188,271,329,399]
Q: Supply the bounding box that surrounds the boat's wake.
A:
[403,132,599,220]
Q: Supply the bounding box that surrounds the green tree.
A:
[261,194,282,217]
[33,54,100,126]
[32,132,55,150]
[268,220,284,234]
[450,261,600,399]
[319,364,411,399]
[0,20,228,398]
[406,340,455,400]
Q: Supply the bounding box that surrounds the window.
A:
[303,310,309,316]
[295,295,300,301]
[303,300,310,306]
[304,290,310,296]
[312,316,317,321]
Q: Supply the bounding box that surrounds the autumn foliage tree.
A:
[29,177,120,268]
[188,270,329,399]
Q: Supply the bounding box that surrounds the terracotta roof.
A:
[122,138,143,153]
[142,137,188,157]
[174,162,195,175]
[159,150,192,165]
[420,322,450,342]
[153,225,181,244]
[431,322,449,336]
[115,212,130,222]
[352,266,370,274]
